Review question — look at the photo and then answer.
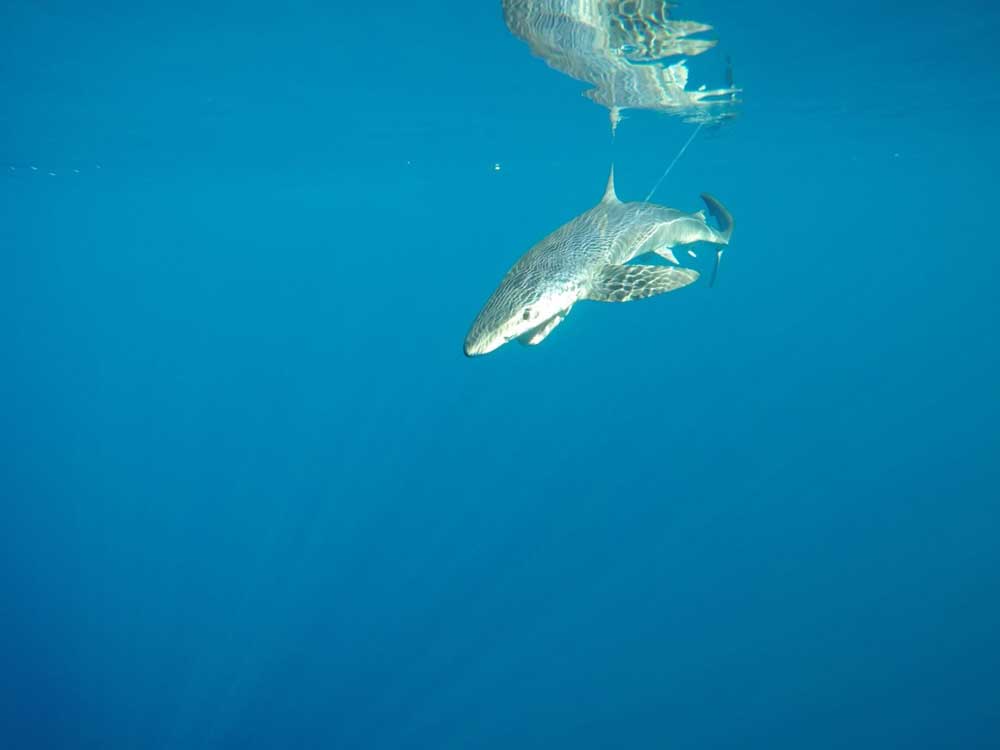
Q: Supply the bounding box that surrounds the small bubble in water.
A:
[30,165,38,171]
[48,171,56,176]
[493,162,501,172]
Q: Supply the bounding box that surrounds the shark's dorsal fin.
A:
[601,165,619,203]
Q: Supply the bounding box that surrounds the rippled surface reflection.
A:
[503,0,740,131]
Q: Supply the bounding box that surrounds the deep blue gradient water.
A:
[3,1,1000,748]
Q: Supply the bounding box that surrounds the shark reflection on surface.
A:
[502,0,740,132]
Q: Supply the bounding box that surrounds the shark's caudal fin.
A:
[700,193,734,287]
[700,193,733,242]
[708,248,725,287]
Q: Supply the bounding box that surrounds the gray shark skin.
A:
[464,167,733,357]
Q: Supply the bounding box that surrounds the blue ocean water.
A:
[3,1,999,747]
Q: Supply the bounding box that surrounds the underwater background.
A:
[3,0,999,747]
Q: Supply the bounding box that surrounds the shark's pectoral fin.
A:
[586,264,699,303]
[518,309,570,345]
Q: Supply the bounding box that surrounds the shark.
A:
[464,166,733,357]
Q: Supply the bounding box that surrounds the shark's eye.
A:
[522,309,532,321]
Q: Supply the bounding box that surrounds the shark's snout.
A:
[464,317,482,357]
[465,276,576,357]
[464,307,514,357]
[464,296,512,357]
[463,330,500,357]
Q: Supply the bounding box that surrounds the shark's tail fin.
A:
[708,248,725,288]
[700,193,733,243]
[700,194,733,288]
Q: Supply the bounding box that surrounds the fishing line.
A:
[644,121,704,202]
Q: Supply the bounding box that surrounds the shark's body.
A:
[464,167,733,356]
